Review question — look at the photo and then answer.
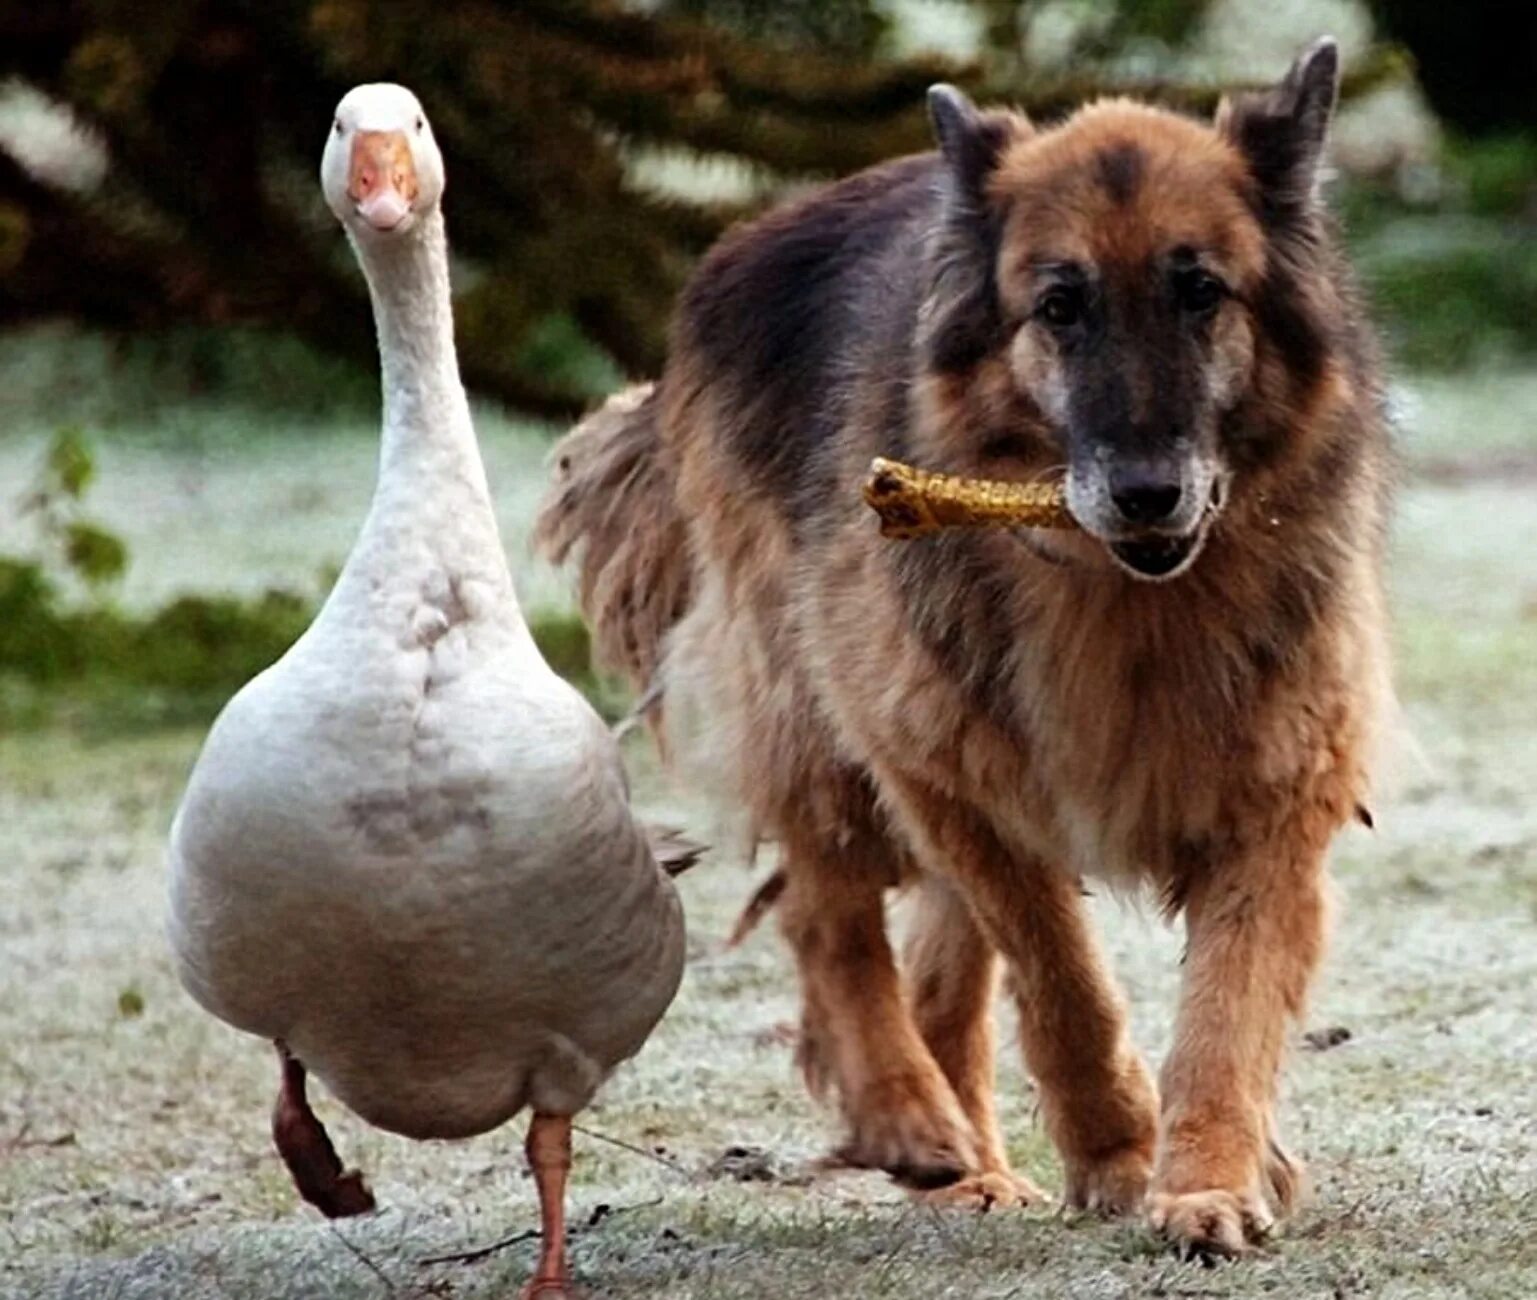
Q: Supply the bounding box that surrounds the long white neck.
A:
[344,210,526,630]
[352,210,480,489]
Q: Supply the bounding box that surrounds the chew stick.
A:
[862,457,1075,538]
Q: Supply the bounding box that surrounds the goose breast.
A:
[168,574,684,1138]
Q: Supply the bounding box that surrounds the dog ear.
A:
[928,85,1012,207]
[1218,38,1340,225]
[921,85,1022,372]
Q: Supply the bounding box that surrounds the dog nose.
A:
[1109,465,1182,525]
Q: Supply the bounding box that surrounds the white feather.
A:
[166,86,684,1140]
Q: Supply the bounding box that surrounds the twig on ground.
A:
[2,1117,30,1152]
[572,1122,692,1180]
[3,1124,77,1152]
[329,1223,399,1296]
[870,1207,918,1288]
[922,1201,958,1248]
[584,1195,663,1229]
[418,1196,665,1267]
[418,1227,540,1268]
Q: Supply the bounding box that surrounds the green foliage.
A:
[0,1,971,418]
[62,522,128,588]
[127,328,379,421]
[1361,229,1537,371]
[1450,135,1537,219]
[18,428,129,591]
[0,558,78,682]
[1098,0,1210,50]
[46,426,95,500]
[0,326,380,430]
[126,592,314,694]
[663,0,891,56]
[1345,133,1537,371]
[0,562,618,732]
[509,314,623,406]
[526,606,629,720]
[0,550,307,718]
[0,2,1412,418]
[528,606,594,685]
[0,427,621,730]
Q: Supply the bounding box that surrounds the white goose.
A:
[166,83,687,1299]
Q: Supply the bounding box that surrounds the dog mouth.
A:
[1100,478,1226,581]
[1109,533,1202,578]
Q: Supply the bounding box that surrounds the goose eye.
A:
[333,119,343,136]
[414,115,425,134]
[1175,268,1225,315]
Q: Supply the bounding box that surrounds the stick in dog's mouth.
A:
[861,457,1075,538]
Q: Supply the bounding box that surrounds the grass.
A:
[2,361,1536,1298]
[0,326,571,617]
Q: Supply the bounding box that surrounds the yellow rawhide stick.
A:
[862,457,1076,538]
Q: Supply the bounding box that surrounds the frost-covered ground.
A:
[2,370,1535,1298]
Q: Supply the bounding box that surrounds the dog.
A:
[537,38,1393,1255]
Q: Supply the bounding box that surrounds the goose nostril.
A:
[1110,481,1183,525]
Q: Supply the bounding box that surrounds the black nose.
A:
[1109,466,1183,525]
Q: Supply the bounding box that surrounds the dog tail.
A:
[534,383,691,716]
[725,868,786,948]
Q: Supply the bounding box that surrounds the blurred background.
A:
[0,0,1533,727]
[3,7,1536,1297]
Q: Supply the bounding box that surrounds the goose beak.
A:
[348,130,418,232]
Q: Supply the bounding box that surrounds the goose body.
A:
[168,578,681,1137]
[165,88,684,1291]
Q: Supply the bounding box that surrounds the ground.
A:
[2,370,1535,1299]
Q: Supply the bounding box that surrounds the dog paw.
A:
[1063,1142,1154,1217]
[916,1168,1051,1212]
[1147,1187,1273,1258]
[834,1075,977,1189]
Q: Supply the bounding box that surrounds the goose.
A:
[166,83,688,1299]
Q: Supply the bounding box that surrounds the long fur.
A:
[533,383,689,698]
[539,47,1392,1249]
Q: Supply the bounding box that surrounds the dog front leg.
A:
[876,772,1159,1214]
[1149,832,1330,1255]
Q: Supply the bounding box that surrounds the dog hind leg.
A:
[902,874,1049,1209]
[777,836,977,1188]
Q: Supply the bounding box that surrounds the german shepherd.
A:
[537,38,1392,1255]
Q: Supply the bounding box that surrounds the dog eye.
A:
[1037,287,1084,330]
[1174,269,1224,315]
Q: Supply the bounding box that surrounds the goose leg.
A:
[271,1042,375,1217]
[521,1113,577,1299]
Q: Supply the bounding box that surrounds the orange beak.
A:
[348,130,418,231]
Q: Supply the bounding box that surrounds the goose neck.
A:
[342,209,530,638]
[352,210,474,470]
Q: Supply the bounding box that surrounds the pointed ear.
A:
[928,84,1015,206]
[921,86,1023,372]
[1218,37,1340,224]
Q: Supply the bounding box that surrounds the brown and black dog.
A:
[538,39,1393,1255]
